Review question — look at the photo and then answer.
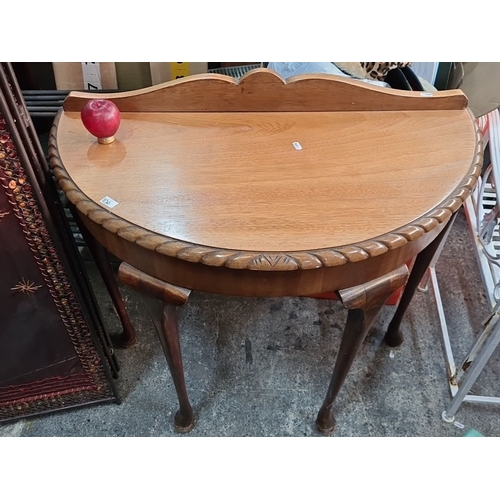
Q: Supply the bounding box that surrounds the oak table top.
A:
[50,70,480,296]
[49,69,482,435]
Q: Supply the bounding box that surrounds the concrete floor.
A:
[1,209,500,437]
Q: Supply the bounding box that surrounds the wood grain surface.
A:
[55,108,477,253]
[51,70,481,290]
[63,69,468,113]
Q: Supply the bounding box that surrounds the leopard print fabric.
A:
[359,62,411,81]
[334,62,411,81]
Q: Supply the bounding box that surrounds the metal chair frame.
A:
[421,109,500,422]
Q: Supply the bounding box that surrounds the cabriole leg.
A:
[316,265,409,436]
[118,263,194,433]
[384,215,456,347]
[72,208,136,348]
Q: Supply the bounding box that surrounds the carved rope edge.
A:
[49,111,482,272]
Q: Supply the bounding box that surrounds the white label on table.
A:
[100,196,119,209]
[82,62,102,90]
[292,142,302,150]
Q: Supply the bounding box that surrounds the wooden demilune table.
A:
[49,69,481,435]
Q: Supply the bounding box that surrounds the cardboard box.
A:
[115,62,152,90]
[450,62,500,118]
[53,62,209,90]
[150,62,208,85]
[52,62,118,90]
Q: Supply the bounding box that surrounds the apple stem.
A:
[98,136,115,145]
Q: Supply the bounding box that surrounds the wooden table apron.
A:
[74,210,447,297]
[48,69,482,434]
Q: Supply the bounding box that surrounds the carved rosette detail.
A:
[49,111,482,272]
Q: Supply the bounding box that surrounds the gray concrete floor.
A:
[2,209,500,437]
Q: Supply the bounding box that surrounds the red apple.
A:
[80,99,121,144]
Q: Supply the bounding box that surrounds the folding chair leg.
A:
[453,310,499,383]
[443,316,500,421]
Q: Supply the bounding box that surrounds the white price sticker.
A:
[100,196,118,209]
[292,141,303,150]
